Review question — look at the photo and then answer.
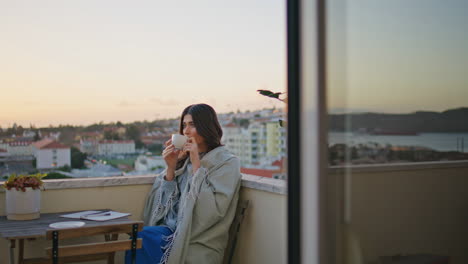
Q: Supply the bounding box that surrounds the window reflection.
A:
[328,0,468,165]
[327,1,468,263]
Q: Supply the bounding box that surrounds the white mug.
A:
[171,134,187,150]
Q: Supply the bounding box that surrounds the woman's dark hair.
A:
[179,104,223,152]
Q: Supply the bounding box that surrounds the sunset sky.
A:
[1,0,286,127]
[1,0,467,127]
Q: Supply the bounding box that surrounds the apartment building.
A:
[222,123,252,165]
[97,140,135,156]
[0,148,9,163]
[32,139,71,169]
[80,139,99,155]
[222,119,285,167]
[0,143,8,153]
[7,141,33,156]
[265,121,286,158]
[248,122,267,164]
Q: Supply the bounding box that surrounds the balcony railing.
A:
[329,160,468,264]
[1,160,468,264]
[0,174,287,264]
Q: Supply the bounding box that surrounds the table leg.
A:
[9,239,16,264]
[105,234,119,264]
[18,239,24,264]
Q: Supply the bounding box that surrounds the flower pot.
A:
[5,187,41,220]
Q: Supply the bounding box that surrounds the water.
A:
[328,132,468,152]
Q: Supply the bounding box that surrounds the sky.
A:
[328,0,468,114]
[1,0,467,128]
[0,0,286,127]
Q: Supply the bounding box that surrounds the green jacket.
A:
[143,146,242,264]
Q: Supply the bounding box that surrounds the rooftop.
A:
[8,141,32,147]
[99,140,134,144]
[39,141,69,150]
[32,138,55,149]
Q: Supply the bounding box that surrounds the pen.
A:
[82,211,111,217]
[92,213,111,216]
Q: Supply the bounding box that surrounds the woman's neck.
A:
[198,143,208,153]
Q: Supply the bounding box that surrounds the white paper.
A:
[60,210,131,221]
[60,211,102,219]
[83,211,130,221]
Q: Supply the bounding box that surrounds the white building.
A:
[22,130,36,138]
[134,155,165,172]
[80,139,98,155]
[222,123,252,165]
[32,140,71,169]
[0,148,10,163]
[7,141,33,156]
[248,122,268,164]
[222,119,285,167]
[97,140,135,156]
[222,122,270,166]
[0,143,8,152]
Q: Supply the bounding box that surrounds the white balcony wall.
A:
[1,162,467,263]
[330,161,468,264]
[0,175,287,264]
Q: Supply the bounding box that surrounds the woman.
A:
[126,104,242,264]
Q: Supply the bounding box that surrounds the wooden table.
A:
[0,210,136,264]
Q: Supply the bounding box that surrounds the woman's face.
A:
[182,114,206,147]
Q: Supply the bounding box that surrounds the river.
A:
[328,132,468,152]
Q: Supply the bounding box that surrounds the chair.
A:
[24,221,143,264]
[223,200,250,264]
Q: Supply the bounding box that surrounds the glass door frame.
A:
[287,0,330,263]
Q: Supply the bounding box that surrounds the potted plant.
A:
[2,173,46,220]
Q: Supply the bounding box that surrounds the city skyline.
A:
[0,105,286,129]
[2,105,467,130]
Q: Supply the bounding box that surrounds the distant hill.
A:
[329,107,468,133]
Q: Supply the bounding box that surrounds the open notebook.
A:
[60,210,131,221]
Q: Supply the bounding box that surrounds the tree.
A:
[148,143,163,154]
[104,130,120,140]
[33,131,41,141]
[135,139,145,149]
[71,147,87,169]
[59,129,75,145]
[126,125,141,142]
[16,125,25,136]
[239,118,250,128]
[44,172,72,179]
[58,164,72,172]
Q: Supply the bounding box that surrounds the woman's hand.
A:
[162,139,179,169]
[182,137,201,173]
[162,139,181,181]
